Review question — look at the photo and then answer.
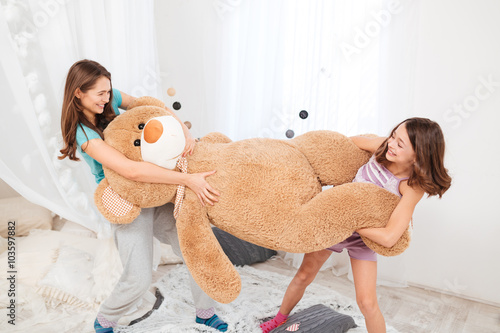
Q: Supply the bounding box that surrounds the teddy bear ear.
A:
[94,178,141,224]
[199,132,233,144]
[127,96,166,111]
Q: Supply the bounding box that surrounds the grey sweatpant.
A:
[99,203,215,323]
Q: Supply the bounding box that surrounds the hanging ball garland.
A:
[166,87,181,110]
[285,109,309,139]
[167,87,176,96]
[172,101,181,110]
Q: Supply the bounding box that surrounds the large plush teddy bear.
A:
[94,97,409,304]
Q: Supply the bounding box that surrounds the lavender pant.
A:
[327,232,377,261]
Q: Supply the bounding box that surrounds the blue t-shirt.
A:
[75,88,122,184]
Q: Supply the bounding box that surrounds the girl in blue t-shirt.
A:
[59,60,228,332]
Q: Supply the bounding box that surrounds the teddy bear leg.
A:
[290,130,371,185]
[176,199,241,304]
[275,183,407,255]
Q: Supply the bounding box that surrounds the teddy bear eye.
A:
[134,139,141,147]
[138,123,145,130]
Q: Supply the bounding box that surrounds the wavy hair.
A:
[374,117,452,197]
[59,60,116,161]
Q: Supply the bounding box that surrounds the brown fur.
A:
[94,97,409,304]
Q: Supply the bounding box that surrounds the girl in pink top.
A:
[261,118,452,333]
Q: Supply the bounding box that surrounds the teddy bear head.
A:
[98,99,183,215]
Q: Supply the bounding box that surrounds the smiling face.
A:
[386,123,416,167]
[76,76,111,123]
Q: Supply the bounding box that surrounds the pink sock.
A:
[260,311,288,333]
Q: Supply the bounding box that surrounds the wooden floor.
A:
[251,259,500,333]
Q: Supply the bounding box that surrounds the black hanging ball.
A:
[172,102,181,110]
[299,110,308,119]
[285,129,295,138]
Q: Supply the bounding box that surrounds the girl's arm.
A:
[350,135,385,153]
[118,91,136,110]
[82,138,219,206]
[356,182,424,247]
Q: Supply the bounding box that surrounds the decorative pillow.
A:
[0,196,53,237]
[0,230,121,308]
[36,245,96,309]
[271,304,357,333]
[59,219,97,238]
[212,227,277,266]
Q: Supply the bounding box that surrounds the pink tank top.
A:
[353,155,408,197]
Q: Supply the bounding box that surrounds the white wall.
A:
[404,0,500,305]
[154,0,500,305]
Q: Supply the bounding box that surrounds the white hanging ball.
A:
[25,72,39,93]
[3,3,21,22]
[59,169,73,191]
[38,111,52,136]
[13,34,28,58]
[33,94,47,114]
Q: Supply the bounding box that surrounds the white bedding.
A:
[0,228,181,332]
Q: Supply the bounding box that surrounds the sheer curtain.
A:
[198,0,418,141]
[0,0,160,235]
[193,0,420,286]
[1,0,420,284]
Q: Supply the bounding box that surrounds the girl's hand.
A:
[185,170,220,206]
[183,135,196,157]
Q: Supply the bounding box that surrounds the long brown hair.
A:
[374,117,452,198]
[59,60,116,161]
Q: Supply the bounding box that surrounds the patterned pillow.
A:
[212,227,277,266]
[271,304,356,333]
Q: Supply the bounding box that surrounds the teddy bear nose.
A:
[143,119,164,144]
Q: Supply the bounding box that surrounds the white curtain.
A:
[195,0,419,142]
[1,0,420,285]
[184,0,420,286]
[0,0,160,234]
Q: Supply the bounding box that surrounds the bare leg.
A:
[350,258,386,333]
[279,250,333,315]
[261,250,332,332]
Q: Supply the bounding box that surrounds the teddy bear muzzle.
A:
[141,115,186,170]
